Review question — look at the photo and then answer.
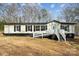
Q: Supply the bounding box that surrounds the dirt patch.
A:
[0,34,78,55]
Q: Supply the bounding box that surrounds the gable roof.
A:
[48,20,77,24]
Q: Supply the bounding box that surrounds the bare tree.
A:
[0,3,52,23]
[61,3,79,22]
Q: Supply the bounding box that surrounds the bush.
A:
[0,21,6,31]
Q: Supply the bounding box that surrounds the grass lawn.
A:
[0,33,79,56]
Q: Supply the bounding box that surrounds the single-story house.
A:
[3,20,76,41]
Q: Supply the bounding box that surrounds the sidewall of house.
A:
[8,25,14,33]
[4,24,47,34]
[4,25,14,33]
[4,25,9,33]
[75,23,79,35]
[69,25,75,33]
[21,25,26,32]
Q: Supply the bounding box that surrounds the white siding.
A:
[4,25,9,33]
[9,25,14,33]
[4,25,14,33]
[4,24,47,34]
[69,25,75,33]
[47,22,60,31]
[21,25,25,32]
[47,23,51,30]
[32,25,34,32]
[5,22,76,35]
[53,22,60,30]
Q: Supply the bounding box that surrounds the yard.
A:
[0,33,79,56]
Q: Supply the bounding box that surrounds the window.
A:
[61,25,69,31]
[34,25,47,31]
[14,25,21,32]
[27,25,32,31]
[41,25,47,31]
[34,26,40,31]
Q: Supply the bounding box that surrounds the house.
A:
[75,23,79,36]
[3,20,76,41]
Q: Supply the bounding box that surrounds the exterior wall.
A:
[47,22,61,30]
[4,25,14,33]
[9,25,14,33]
[60,24,75,34]
[4,22,75,34]
[47,23,52,30]
[75,23,79,35]
[53,22,60,30]
[4,25,9,33]
[69,25,75,33]
[32,25,34,32]
[21,25,26,32]
[4,24,47,34]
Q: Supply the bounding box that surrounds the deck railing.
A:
[33,29,66,41]
[33,30,54,38]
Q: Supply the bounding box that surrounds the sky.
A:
[1,3,78,21]
[39,3,66,19]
